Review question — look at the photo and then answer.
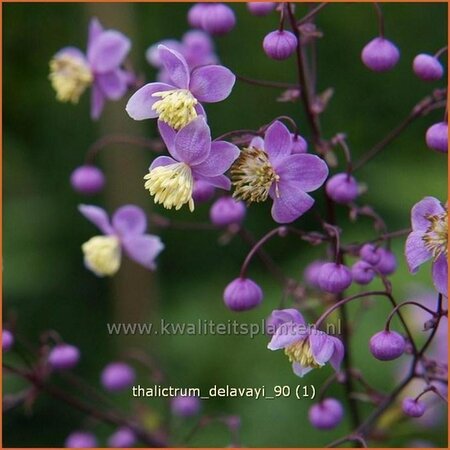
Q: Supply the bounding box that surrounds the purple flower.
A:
[405,197,448,296]
[359,243,380,265]
[49,18,132,119]
[192,178,215,203]
[374,247,397,275]
[308,398,344,430]
[263,30,297,60]
[303,260,326,288]
[188,3,236,35]
[101,362,135,391]
[108,427,136,448]
[2,330,14,351]
[171,395,201,417]
[325,173,359,204]
[231,121,328,223]
[247,2,277,16]
[402,397,426,418]
[425,122,448,153]
[317,263,353,293]
[65,431,97,448]
[126,45,235,130]
[267,309,344,377]
[351,260,375,285]
[48,344,81,370]
[361,37,400,72]
[79,204,164,277]
[223,277,263,311]
[369,330,405,361]
[266,308,304,335]
[70,165,105,195]
[210,196,246,227]
[144,117,239,212]
[413,54,444,81]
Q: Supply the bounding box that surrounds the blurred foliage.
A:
[3,2,447,448]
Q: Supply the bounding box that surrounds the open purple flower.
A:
[126,44,235,130]
[405,196,447,296]
[49,18,132,119]
[267,309,344,377]
[79,204,164,277]
[231,121,328,223]
[144,117,239,212]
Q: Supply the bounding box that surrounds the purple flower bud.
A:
[2,330,14,351]
[413,54,444,81]
[48,344,80,370]
[402,397,426,418]
[369,330,405,361]
[308,398,344,430]
[325,173,359,204]
[107,427,136,448]
[351,260,375,285]
[171,395,201,417]
[70,165,105,195]
[303,260,326,288]
[425,122,448,153]
[361,37,400,72]
[291,133,308,154]
[188,3,208,28]
[192,179,215,203]
[201,4,236,36]
[247,2,276,16]
[263,30,297,60]
[210,197,246,227]
[359,243,380,265]
[101,362,135,391]
[223,277,263,311]
[318,263,353,293]
[374,248,397,275]
[65,431,97,448]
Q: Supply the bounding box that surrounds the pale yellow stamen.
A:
[144,162,195,212]
[82,235,121,277]
[151,89,198,130]
[423,209,448,260]
[49,54,93,103]
[284,339,321,369]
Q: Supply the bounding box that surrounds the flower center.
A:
[284,339,321,369]
[423,209,448,260]
[82,235,121,277]
[231,146,280,203]
[49,54,93,103]
[144,162,195,212]
[151,89,198,130]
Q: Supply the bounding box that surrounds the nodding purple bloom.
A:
[361,37,400,72]
[267,309,344,377]
[231,120,329,224]
[308,398,344,430]
[359,243,381,265]
[413,54,444,81]
[291,134,308,154]
[171,395,201,417]
[48,344,81,370]
[317,263,353,293]
[405,197,448,296]
[223,277,263,311]
[351,260,375,285]
[126,45,235,130]
[369,330,405,361]
[101,362,135,391]
[263,30,298,60]
[107,427,136,448]
[265,308,302,335]
[65,431,98,448]
[70,165,105,195]
[247,2,277,16]
[303,260,326,289]
[144,117,239,212]
[374,247,397,275]
[49,18,132,119]
[2,330,14,351]
[426,122,448,153]
[189,3,236,36]
[79,204,164,277]
[325,173,359,204]
[402,397,426,418]
[210,196,246,227]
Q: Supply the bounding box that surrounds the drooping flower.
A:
[48,344,81,370]
[267,309,344,377]
[79,204,164,277]
[223,277,263,311]
[171,395,201,417]
[144,117,239,212]
[308,398,344,430]
[209,196,246,227]
[107,428,136,448]
[361,37,400,72]
[49,18,133,119]
[405,197,448,296]
[263,30,297,60]
[231,121,329,224]
[188,3,236,35]
[126,45,235,130]
[402,397,426,418]
[70,165,105,195]
[369,330,405,361]
[65,431,98,448]
[101,362,136,391]
[413,54,444,81]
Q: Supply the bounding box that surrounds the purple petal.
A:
[309,333,335,365]
[157,121,179,159]
[88,30,131,73]
[264,121,292,162]
[269,308,306,327]
[55,46,87,62]
[96,70,128,100]
[125,82,174,120]
[196,174,231,190]
[274,154,329,192]
[112,205,147,237]
[250,136,265,149]
[432,254,448,296]
[189,65,235,103]
[329,337,344,372]
[88,18,104,50]
[122,234,164,270]
[78,204,113,235]
[174,116,211,165]
[267,322,308,350]
[405,231,430,273]
[411,197,444,231]
[90,83,105,120]
[158,45,190,89]
[292,362,313,377]
[193,140,239,176]
[149,156,177,171]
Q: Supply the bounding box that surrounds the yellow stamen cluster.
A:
[231,146,280,203]
[151,89,198,130]
[144,162,195,212]
[49,54,93,103]
[82,235,121,277]
[423,209,448,260]
[284,339,321,369]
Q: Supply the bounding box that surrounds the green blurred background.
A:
[3,2,448,447]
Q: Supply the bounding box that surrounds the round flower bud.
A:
[48,344,80,370]
[318,263,353,293]
[188,3,208,28]
[374,248,397,275]
[65,431,97,448]
[402,397,426,418]
[247,2,276,16]
[425,122,448,153]
[2,330,14,351]
[369,330,405,361]
[223,277,263,311]
[308,398,344,430]
[359,243,380,265]
[192,179,215,203]
[303,260,326,288]
[263,30,297,60]
[325,173,359,204]
[210,197,246,227]
[361,37,400,72]
[413,54,444,81]
[291,134,308,154]
[171,395,201,417]
[108,427,136,448]
[351,260,375,285]
[101,362,135,391]
[70,165,105,195]
[201,4,236,36]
